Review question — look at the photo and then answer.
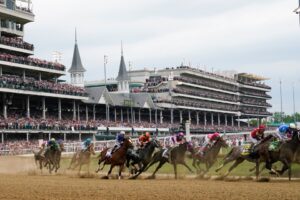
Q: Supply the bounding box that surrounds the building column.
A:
[171,109,174,124]
[180,110,183,123]
[204,112,207,126]
[107,105,110,122]
[73,100,76,120]
[38,72,42,81]
[1,133,4,144]
[48,133,51,141]
[139,109,141,123]
[133,109,136,123]
[79,133,81,142]
[3,99,7,119]
[64,133,67,141]
[42,97,46,120]
[127,109,130,123]
[155,109,158,124]
[225,114,228,127]
[23,69,26,81]
[85,105,88,122]
[238,116,240,128]
[211,113,214,126]
[0,66,2,76]
[248,117,250,127]
[26,132,29,142]
[149,109,152,123]
[121,108,123,123]
[231,116,234,127]
[188,110,191,122]
[196,112,199,125]
[114,107,117,122]
[26,96,30,118]
[93,104,96,120]
[218,113,220,126]
[160,110,163,124]
[58,98,62,120]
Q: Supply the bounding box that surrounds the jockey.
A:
[47,138,59,151]
[162,132,185,159]
[201,132,220,154]
[106,131,126,158]
[171,132,185,146]
[277,123,297,140]
[250,125,265,144]
[82,138,92,151]
[139,132,151,148]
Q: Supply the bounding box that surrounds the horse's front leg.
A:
[118,165,124,180]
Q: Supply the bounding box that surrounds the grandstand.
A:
[0,0,272,154]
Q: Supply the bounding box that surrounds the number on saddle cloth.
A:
[268,140,280,152]
[241,143,253,156]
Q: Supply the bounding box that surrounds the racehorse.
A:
[43,142,64,173]
[95,137,133,179]
[215,135,274,178]
[262,129,300,180]
[126,138,161,179]
[192,136,228,174]
[68,143,95,174]
[144,140,194,179]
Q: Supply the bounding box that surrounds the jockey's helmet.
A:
[145,132,150,137]
[120,131,125,135]
[290,123,296,129]
[50,138,55,141]
[259,125,266,131]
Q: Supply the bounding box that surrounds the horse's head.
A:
[123,137,134,149]
[150,139,161,149]
[216,136,228,148]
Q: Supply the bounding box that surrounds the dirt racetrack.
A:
[1,156,300,200]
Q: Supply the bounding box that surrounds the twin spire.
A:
[68,29,129,82]
[68,28,86,73]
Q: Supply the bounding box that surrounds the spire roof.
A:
[116,41,129,81]
[68,29,86,73]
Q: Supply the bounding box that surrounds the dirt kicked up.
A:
[0,156,300,200]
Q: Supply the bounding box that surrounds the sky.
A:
[24,0,300,114]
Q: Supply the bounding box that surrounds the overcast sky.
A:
[25,0,300,114]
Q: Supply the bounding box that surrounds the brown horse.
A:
[96,137,133,179]
[192,136,228,174]
[68,143,95,174]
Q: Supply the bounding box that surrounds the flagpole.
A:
[293,82,296,123]
[280,79,283,123]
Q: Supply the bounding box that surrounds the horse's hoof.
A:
[101,176,109,179]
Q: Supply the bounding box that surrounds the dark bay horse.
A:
[126,139,161,179]
[43,142,64,173]
[68,143,95,174]
[96,138,133,179]
[215,135,274,178]
[192,136,228,174]
[262,130,300,180]
[144,141,194,179]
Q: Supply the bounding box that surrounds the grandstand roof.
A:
[237,73,269,81]
[109,93,155,108]
[68,31,86,73]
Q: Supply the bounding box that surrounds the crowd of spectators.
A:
[145,76,168,87]
[241,97,272,107]
[0,140,38,156]
[238,80,271,90]
[174,76,238,92]
[240,89,271,98]
[156,97,239,112]
[0,74,87,96]
[0,53,65,71]
[0,36,34,51]
[173,86,238,102]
